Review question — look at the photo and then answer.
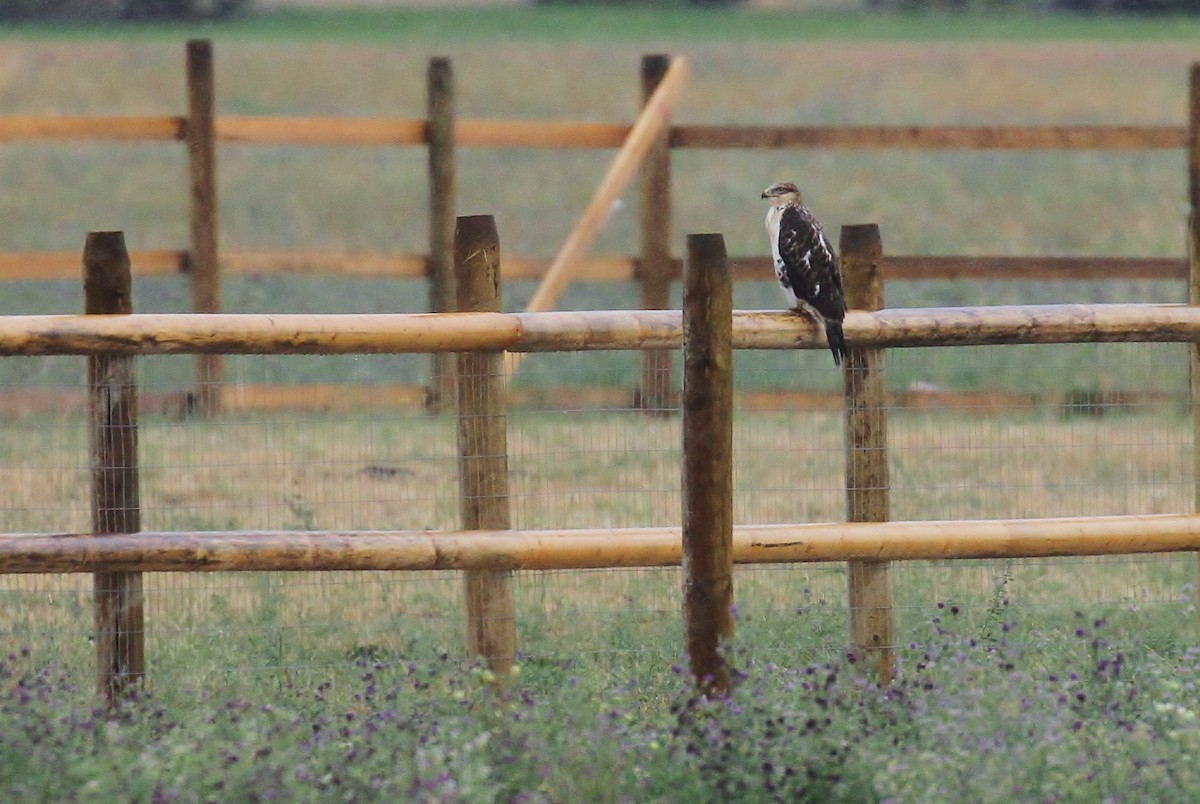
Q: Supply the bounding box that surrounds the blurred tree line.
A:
[530,0,1200,10]
[0,0,250,19]
[1052,0,1199,10]
[867,0,1199,9]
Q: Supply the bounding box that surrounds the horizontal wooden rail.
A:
[1,251,1181,283]
[0,304,1197,357]
[0,384,1171,419]
[1,514,1198,573]
[0,115,186,141]
[879,255,1186,281]
[0,116,1186,151]
[458,120,632,148]
[220,118,628,148]
[733,256,1184,282]
[0,251,184,280]
[671,124,1188,150]
[217,116,425,145]
[0,251,631,281]
[219,251,427,277]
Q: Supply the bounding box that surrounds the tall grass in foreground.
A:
[4,608,1200,802]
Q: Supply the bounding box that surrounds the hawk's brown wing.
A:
[777,205,847,322]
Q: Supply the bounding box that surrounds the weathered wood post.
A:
[1189,63,1200,592]
[187,39,221,415]
[454,215,517,675]
[426,56,457,413]
[85,232,144,704]
[636,54,675,414]
[840,223,894,685]
[681,233,734,696]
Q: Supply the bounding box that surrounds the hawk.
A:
[761,182,848,366]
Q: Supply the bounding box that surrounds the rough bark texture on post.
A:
[427,57,457,413]
[84,232,143,704]
[840,223,894,685]
[636,54,674,414]
[187,39,222,415]
[681,233,734,696]
[454,216,516,675]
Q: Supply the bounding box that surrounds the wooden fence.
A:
[1,44,1196,410]
[5,220,1200,700]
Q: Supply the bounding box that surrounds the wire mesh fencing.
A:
[0,329,1196,697]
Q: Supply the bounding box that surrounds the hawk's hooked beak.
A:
[760,190,769,199]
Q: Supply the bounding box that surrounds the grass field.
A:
[0,0,1195,635]
[3,14,1200,797]
[3,398,1199,799]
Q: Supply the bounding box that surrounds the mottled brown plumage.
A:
[761,182,848,365]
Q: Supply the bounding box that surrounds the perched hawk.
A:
[761,182,848,366]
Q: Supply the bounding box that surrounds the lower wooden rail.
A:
[2,514,1199,574]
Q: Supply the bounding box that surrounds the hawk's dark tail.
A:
[826,319,849,367]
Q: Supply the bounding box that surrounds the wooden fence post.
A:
[681,232,734,696]
[636,54,674,414]
[1188,63,1200,593]
[187,39,221,416]
[85,232,144,704]
[840,223,894,685]
[427,56,457,413]
[454,215,516,675]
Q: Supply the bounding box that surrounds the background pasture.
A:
[1,12,1199,699]
[2,31,1197,393]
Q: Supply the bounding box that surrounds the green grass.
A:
[0,17,1198,793]
[8,7,1200,43]
[5,597,1200,800]
[0,10,1197,678]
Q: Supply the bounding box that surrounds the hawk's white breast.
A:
[765,205,800,309]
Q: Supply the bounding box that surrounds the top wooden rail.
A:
[0,303,1197,357]
[0,116,1186,150]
